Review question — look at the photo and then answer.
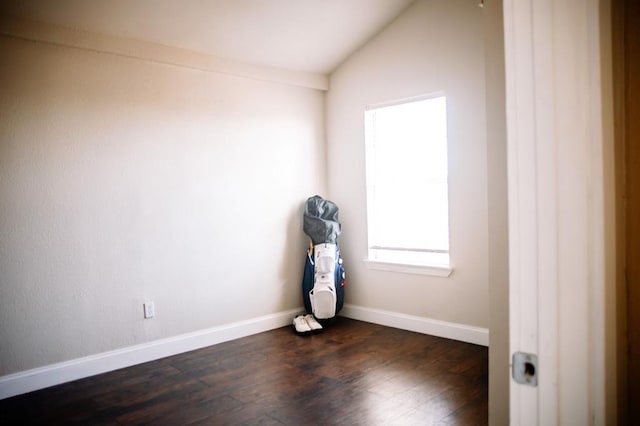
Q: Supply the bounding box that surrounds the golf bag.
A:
[302,196,345,320]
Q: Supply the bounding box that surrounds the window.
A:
[364,94,451,275]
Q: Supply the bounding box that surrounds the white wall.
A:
[0,34,325,376]
[326,0,491,327]
[483,1,509,424]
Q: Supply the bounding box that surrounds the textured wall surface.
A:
[0,35,325,375]
[326,0,494,327]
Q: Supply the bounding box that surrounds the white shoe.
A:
[293,315,312,334]
[303,314,323,331]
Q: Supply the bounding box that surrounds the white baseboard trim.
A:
[0,308,301,400]
[339,304,489,347]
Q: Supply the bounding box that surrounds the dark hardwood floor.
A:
[0,318,488,425]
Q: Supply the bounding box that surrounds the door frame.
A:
[503,0,614,423]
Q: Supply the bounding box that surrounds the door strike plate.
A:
[512,352,538,386]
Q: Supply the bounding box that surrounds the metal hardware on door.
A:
[512,352,538,386]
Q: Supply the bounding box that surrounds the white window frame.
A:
[363,93,452,277]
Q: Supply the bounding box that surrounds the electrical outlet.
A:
[143,301,155,319]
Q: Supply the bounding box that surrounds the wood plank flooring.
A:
[0,318,488,425]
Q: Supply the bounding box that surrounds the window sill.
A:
[363,259,453,277]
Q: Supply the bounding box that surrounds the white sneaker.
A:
[303,314,323,331]
[293,315,312,334]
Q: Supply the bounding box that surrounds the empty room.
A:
[0,0,625,424]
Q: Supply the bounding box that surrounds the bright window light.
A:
[364,95,450,268]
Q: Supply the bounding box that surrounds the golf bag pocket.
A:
[309,277,337,319]
[314,243,336,274]
[302,243,344,320]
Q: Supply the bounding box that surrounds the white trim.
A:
[340,304,488,346]
[504,0,609,423]
[363,259,452,277]
[0,308,301,400]
[503,0,547,423]
[0,16,328,91]
[364,91,446,111]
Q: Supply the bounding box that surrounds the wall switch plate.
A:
[143,301,155,319]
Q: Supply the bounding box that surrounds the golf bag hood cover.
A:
[303,195,341,245]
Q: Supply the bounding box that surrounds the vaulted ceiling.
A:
[0,0,415,73]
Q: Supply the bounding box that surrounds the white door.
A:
[503,0,611,424]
